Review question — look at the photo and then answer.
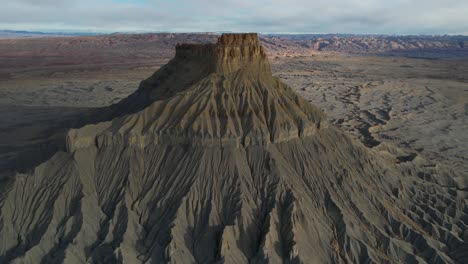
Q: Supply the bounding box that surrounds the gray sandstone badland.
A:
[0,33,467,263]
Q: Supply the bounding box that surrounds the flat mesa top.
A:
[217,33,260,46]
[176,33,260,48]
[175,33,268,69]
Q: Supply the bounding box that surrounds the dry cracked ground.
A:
[0,35,467,176]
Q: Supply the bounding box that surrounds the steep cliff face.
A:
[0,34,467,264]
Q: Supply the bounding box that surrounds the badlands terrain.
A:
[1,33,467,174]
[0,33,467,263]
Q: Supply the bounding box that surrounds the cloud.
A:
[0,0,467,34]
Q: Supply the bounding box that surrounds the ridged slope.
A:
[0,34,467,264]
[67,33,326,150]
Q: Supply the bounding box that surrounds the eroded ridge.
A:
[67,33,327,150]
[2,127,468,263]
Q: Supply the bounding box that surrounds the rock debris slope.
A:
[1,33,467,264]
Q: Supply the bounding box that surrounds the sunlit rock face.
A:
[0,34,467,264]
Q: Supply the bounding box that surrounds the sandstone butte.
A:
[0,33,467,264]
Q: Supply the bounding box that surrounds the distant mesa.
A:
[0,33,467,263]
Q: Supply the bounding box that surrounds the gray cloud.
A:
[0,0,467,34]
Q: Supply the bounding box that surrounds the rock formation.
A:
[0,33,467,263]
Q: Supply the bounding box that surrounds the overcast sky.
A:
[1,0,467,34]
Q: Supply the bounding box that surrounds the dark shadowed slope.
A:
[0,33,467,263]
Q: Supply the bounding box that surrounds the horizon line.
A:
[1,29,468,37]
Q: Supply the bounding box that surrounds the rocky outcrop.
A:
[66,33,327,150]
[0,34,467,263]
[176,33,268,73]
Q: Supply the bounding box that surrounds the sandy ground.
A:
[0,50,467,174]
